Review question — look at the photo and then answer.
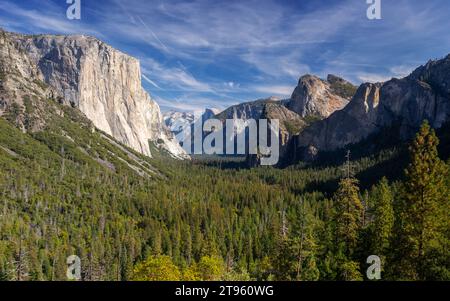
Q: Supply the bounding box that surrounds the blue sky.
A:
[1,0,450,113]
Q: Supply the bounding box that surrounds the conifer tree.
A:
[371,177,394,258]
[293,200,320,281]
[394,121,449,280]
[334,177,363,258]
[333,176,364,280]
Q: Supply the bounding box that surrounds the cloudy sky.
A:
[1,0,450,112]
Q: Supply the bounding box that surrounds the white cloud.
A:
[0,1,102,37]
[390,65,415,78]
[357,64,417,83]
[357,73,392,83]
[99,0,360,81]
[241,51,311,80]
[225,82,237,88]
[141,58,212,92]
[252,85,293,97]
[4,0,450,113]
[155,94,228,113]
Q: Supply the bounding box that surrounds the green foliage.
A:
[196,256,225,281]
[339,261,363,281]
[271,201,320,281]
[334,178,363,258]
[329,80,357,100]
[4,102,21,123]
[302,115,322,125]
[132,255,181,281]
[0,103,449,281]
[283,120,303,135]
[331,177,364,280]
[390,121,449,280]
[370,177,394,257]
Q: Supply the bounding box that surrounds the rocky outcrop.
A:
[6,30,186,159]
[0,29,169,177]
[263,102,307,146]
[286,74,356,119]
[0,29,60,132]
[289,55,450,160]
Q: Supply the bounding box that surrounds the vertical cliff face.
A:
[288,54,450,161]
[292,82,382,152]
[12,33,187,159]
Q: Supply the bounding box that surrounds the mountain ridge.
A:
[0,28,187,159]
[286,54,450,162]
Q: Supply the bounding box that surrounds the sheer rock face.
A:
[286,74,355,119]
[292,55,450,158]
[11,32,187,158]
[293,82,382,151]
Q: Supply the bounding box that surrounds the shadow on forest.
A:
[191,155,248,170]
[190,121,450,194]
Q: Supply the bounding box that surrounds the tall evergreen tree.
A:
[334,178,364,258]
[293,200,320,281]
[333,177,364,280]
[393,121,449,280]
[370,177,394,258]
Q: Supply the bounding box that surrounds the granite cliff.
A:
[289,55,450,161]
[1,29,187,159]
[286,74,356,119]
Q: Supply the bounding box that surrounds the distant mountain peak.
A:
[287,73,356,119]
[202,108,221,120]
[285,53,450,162]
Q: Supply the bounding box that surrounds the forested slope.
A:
[1,103,448,280]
